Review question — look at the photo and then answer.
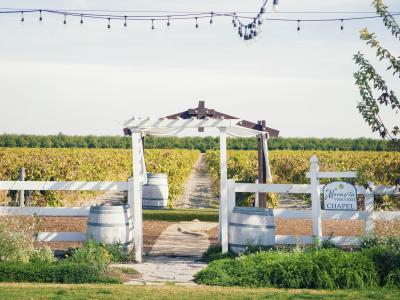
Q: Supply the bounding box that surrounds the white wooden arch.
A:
[124,116,273,262]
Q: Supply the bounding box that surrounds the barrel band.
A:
[87,222,132,227]
[233,206,274,216]
[229,222,275,229]
[143,184,168,187]
[89,210,131,215]
[142,197,168,200]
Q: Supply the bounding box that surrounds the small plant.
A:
[201,245,235,262]
[70,237,110,272]
[103,243,131,263]
[0,216,37,263]
[29,246,55,264]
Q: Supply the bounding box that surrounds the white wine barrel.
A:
[228,206,275,253]
[142,173,168,209]
[87,205,134,247]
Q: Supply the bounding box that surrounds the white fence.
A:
[226,155,400,249]
[1,155,399,249]
[0,180,131,242]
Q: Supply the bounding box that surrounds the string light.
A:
[232,13,237,27]
[1,4,399,42]
[273,0,279,12]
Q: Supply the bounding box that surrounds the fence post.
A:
[19,167,25,207]
[309,155,322,243]
[127,177,133,205]
[254,179,259,207]
[365,186,375,234]
[227,179,236,253]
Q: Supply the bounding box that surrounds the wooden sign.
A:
[323,181,357,211]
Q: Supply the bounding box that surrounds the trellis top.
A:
[123,101,279,137]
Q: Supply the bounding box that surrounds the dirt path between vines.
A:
[174,153,218,209]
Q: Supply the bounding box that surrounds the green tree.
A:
[353,0,400,149]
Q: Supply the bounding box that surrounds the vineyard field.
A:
[206,150,400,207]
[0,148,199,207]
[206,150,400,185]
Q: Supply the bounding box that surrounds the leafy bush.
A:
[202,245,236,262]
[0,216,37,263]
[196,249,380,289]
[103,243,131,263]
[70,238,132,271]
[0,262,120,283]
[69,238,111,272]
[29,246,55,264]
[360,234,400,249]
[363,246,400,286]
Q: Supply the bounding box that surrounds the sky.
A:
[0,0,399,138]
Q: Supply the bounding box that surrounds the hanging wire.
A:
[1,4,400,40]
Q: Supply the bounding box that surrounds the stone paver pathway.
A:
[120,220,218,285]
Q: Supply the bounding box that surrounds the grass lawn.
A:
[143,208,218,222]
[0,284,399,300]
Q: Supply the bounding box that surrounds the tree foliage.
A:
[354,0,400,149]
[0,134,392,152]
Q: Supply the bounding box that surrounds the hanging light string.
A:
[0,3,399,40]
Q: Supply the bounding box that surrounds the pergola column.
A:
[219,127,229,253]
[131,131,143,262]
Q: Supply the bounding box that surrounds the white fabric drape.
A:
[131,123,273,184]
[261,133,273,182]
[138,135,147,184]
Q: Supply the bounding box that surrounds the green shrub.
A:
[360,234,400,249]
[363,245,400,286]
[196,249,380,289]
[29,246,55,264]
[201,245,236,262]
[69,238,110,271]
[0,262,121,284]
[0,216,37,263]
[70,238,133,271]
[103,243,131,263]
